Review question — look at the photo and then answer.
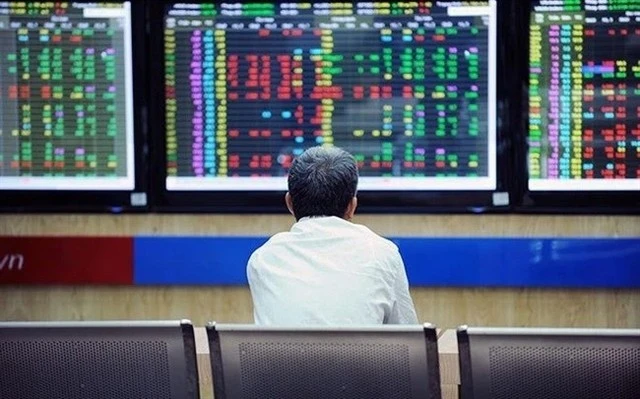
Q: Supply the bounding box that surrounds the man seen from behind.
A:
[247,146,418,325]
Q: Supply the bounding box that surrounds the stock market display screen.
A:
[164,1,497,191]
[529,0,640,191]
[0,2,135,191]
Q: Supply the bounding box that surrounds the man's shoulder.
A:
[350,222,399,254]
[251,231,289,254]
[250,220,399,260]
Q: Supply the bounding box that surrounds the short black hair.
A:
[288,146,359,220]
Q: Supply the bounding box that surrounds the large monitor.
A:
[457,326,640,399]
[0,1,147,211]
[517,0,640,212]
[207,323,442,399]
[151,0,510,212]
[0,320,200,399]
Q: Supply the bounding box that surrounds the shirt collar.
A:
[298,215,330,222]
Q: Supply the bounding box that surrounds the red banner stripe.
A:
[0,237,133,285]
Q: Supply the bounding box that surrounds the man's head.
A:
[286,146,359,221]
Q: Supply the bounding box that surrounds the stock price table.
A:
[164,1,497,191]
[0,2,134,191]
[529,0,640,191]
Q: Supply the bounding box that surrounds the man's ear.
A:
[285,192,295,216]
[345,196,358,220]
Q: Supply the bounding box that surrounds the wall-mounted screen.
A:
[160,0,500,196]
[528,0,640,192]
[0,1,147,211]
[514,0,640,213]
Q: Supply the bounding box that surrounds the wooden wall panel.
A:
[0,287,254,324]
[1,214,639,237]
[0,214,638,328]
[1,286,638,328]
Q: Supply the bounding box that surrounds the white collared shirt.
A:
[247,216,418,325]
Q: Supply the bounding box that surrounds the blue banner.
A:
[134,237,640,288]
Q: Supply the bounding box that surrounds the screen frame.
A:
[512,0,640,215]
[149,0,514,214]
[0,0,149,213]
